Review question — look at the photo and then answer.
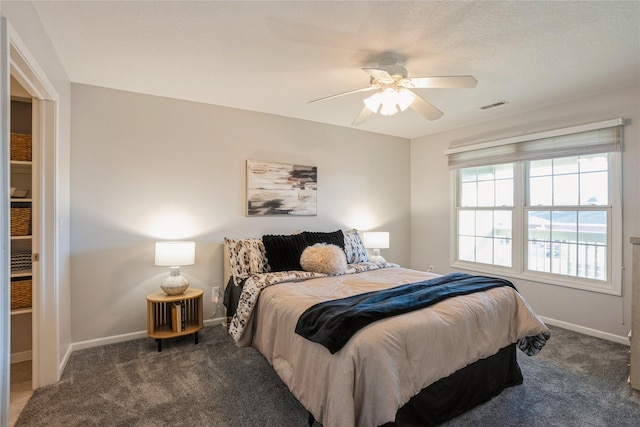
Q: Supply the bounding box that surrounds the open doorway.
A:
[9,78,35,425]
[2,17,63,426]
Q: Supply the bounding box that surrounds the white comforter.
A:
[244,267,550,427]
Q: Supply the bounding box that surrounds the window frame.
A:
[450,152,622,295]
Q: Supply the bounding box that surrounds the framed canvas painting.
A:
[246,160,317,216]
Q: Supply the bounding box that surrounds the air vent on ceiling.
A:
[480,100,508,110]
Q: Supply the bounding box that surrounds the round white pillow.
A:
[300,243,347,275]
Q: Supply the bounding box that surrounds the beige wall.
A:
[411,85,640,342]
[70,83,410,343]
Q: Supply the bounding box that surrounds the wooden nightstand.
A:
[147,288,203,352]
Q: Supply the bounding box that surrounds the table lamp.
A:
[155,241,195,295]
[363,232,389,263]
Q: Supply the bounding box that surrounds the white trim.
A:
[64,316,631,358]
[204,316,225,327]
[10,351,32,364]
[1,16,12,427]
[451,152,622,296]
[540,316,629,346]
[454,259,623,296]
[611,151,624,296]
[7,20,61,390]
[59,344,72,377]
[202,317,227,327]
[7,24,56,102]
[444,118,624,155]
[71,318,225,352]
[448,171,457,267]
[30,97,43,389]
[71,330,149,352]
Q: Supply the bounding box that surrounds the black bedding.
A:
[388,343,523,426]
[223,277,243,325]
[306,343,523,427]
[295,272,515,353]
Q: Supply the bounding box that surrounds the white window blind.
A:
[445,119,624,169]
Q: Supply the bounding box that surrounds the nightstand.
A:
[147,288,203,352]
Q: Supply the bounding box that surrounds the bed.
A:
[223,230,550,427]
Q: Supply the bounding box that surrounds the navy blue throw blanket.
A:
[295,272,515,354]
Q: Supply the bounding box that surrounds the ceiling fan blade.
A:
[410,92,444,121]
[308,86,378,104]
[352,106,373,126]
[362,67,394,82]
[407,76,478,89]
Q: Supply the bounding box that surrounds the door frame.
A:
[1,15,12,427]
[1,17,60,424]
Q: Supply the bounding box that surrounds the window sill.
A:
[451,260,620,296]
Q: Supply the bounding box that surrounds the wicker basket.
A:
[11,279,32,310]
[10,207,31,236]
[10,133,32,162]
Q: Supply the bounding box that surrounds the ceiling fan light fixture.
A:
[363,91,382,114]
[312,60,476,125]
[396,88,415,112]
[379,93,399,116]
[364,87,415,116]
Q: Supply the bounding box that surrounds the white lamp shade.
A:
[363,91,382,113]
[364,88,415,116]
[155,241,195,266]
[362,232,389,249]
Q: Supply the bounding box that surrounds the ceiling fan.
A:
[309,58,477,126]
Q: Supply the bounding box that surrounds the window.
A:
[448,120,623,295]
[526,155,609,281]
[457,164,513,267]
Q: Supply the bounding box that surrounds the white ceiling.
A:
[31,1,640,139]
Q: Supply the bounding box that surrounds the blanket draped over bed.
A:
[295,272,515,353]
[228,266,550,427]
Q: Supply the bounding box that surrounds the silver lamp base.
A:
[161,267,190,295]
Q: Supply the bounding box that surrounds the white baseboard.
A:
[59,343,73,379]
[11,350,32,364]
[203,317,225,327]
[18,315,630,367]
[71,330,147,352]
[540,316,630,346]
[71,317,225,352]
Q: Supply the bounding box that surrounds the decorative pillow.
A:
[343,229,369,263]
[302,230,345,250]
[300,243,347,275]
[224,237,269,286]
[262,233,309,272]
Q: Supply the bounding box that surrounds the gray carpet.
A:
[15,324,640,426]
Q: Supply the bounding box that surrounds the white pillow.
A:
[300,243,347,275]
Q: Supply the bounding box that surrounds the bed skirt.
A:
[384,343,522,426]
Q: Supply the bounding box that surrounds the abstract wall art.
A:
[246,160,317,216]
